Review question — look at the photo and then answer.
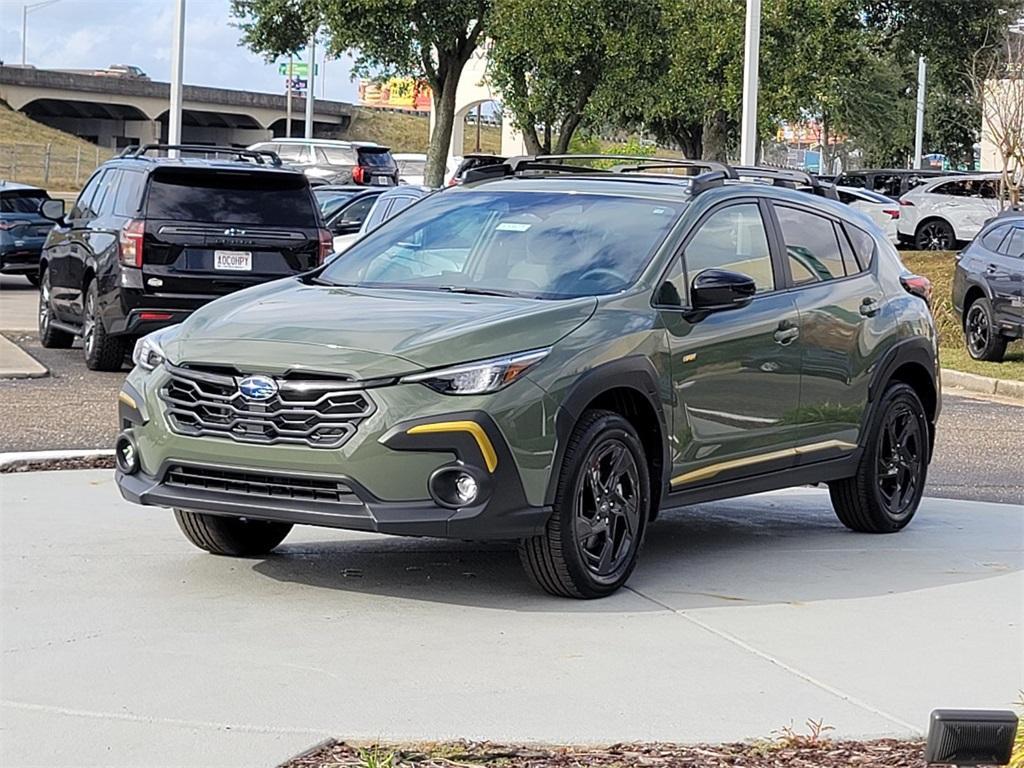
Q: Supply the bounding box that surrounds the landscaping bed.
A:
[899,250,1024,381]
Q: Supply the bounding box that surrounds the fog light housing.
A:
[115,433,139,475]
[428,465,489,509]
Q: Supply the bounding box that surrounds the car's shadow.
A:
[250,490,1021,612]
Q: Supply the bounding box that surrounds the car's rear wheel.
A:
[829,383,929,533]
[914,219,955,250]
[174,509,293,556]
[38,268,73,348]
[964,298,1007,362]
[83,280,126,371]
[25,273,40,287]
[519,410,650,598]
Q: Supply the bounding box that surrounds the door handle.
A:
[773,324,799,345]
[986,264,999,274]
[860,297,881,317]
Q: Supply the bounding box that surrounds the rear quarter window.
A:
[843,223,876,270]
[144,169,317,227]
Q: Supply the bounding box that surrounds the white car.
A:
[393,153,427,186]
[836,186,901,245]
[327,185,432,259]
[897,173,1002,250]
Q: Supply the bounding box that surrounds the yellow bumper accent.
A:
[671,439,856,487]
[406,421,498,473]
[117,391,138,410]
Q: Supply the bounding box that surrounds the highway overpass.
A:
[0,66,356,148]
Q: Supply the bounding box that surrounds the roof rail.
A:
[117,144,283,166]
[732,165,839,200]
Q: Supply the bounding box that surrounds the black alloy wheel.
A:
[915,220,954,250]
[965,299,1007,362]
[874,401,924,521]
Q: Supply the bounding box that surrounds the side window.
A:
[113,170,146,216]
[978,180,999,200]
[364,199,394,231]
[1001,227,1024,258]
[982,225,1011,252]
[844,224,876,270]
[843,175,867,189]
[319,146,356,165]
[873,174,902,198]
[775,205,846,284]
[934,181,966,197]
[70,170,106,220]
[684,203,775,294]
[336,195,375,225]
[93,169,121,216]
[275,144,308,162]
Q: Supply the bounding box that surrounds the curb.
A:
[0,448,114,470]
[274,738,337,768]
[941,368,1024,402]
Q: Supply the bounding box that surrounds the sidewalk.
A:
[0,334,46,378]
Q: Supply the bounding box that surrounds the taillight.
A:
[318,228,332,264]
[900,274,932,306]
[352,166,366,184]
[883,208,901,219]
[0,220,18,230]
[119,219,144,267]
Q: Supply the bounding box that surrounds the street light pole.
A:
[21,0,61,66]
[914,55,927,170]
[304,32,316,138]
[168,0,186,154]
[739,0,762,165]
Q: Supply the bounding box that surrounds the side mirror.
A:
[40,198,66,222]
[331,220,361,235]
[691,268,757,311]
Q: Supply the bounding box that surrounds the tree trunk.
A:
[820,113,830,174]
[701,110,731,162]
[425,69,461,188]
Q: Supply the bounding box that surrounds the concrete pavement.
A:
[2,470,1020,767]
[0,275,39,332]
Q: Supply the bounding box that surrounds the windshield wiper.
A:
[435,285,524,298]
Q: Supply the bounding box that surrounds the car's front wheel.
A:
[964,297,1007,362]
[174,509,293,556]
[829,382,929,533]
[519,410,650,598]
[914,219,955,250]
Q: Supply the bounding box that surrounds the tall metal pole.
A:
[739,0,762,165]
[914,55,927,169]
[285,54,293,138]
[21,5,27,66]
[304,33,315,139]
[168,0,186,154]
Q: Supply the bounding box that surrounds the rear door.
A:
[988,224,1024,326]
[140,168,320,298]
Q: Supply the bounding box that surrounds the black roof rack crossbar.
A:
[732,165,838,200]
[118,144,282,166]
[507,154,734,176]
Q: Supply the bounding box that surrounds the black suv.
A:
[834,168,961,200]
[953,209,1024,361]
[38,144,330,370]
[249,140,399,186]
[1,181,55,285]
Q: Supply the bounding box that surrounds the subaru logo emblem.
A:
[238,375,277,401]
[224,227,246,237]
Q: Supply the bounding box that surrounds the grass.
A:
[899,250,1024,381]
[343,107,502,154]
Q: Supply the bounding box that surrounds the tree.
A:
[487,0,663,155]
[231,0,490,186]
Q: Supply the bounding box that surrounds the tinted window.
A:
[145,170,317,227]
[841,174,868,189]
[0,190,49,213]
[113,169,146,216]
[685,203,774,293]
[1001,227,1024,258]
[333,195,375,225]
[318,146,356,165]
[358,149,396,168]
[982,224,1011,252]
[775,205,846,284]
[316,190,359,218]
[933,181,967,197]
[844,224,875,270]
[70,170,106,220]
[873,174,902,198]
[319,191,681,299]
[93,169,121,216]
[274,144,309,162]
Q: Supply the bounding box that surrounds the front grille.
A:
[165,464,360,504]
[159,364,374,449]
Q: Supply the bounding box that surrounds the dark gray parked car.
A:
[0,181,55,285]
[952,209,1024,361]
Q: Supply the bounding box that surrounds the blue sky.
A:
[0,0,359,102]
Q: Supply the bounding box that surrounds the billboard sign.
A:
[358,77,432,111]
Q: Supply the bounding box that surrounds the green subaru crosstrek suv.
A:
[115,156,940,598]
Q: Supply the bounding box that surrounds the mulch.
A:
[280,739,930,768]
[0,455,114,473]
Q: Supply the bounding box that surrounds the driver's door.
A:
[659,199,803,493]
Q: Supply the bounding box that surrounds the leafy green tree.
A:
[486,0,662,155]
[231,0,490,186]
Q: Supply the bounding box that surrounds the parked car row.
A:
[0,181,55,285]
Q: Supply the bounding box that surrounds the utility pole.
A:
[285,54,293,138]
[22,0,61,66]
[303,33,315,139]
[168,0,186,154]
[914,55,927,169]
[739,0,762,165]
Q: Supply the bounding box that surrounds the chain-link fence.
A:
[0,143,115,191]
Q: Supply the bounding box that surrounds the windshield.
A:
[317,190,681,299]
[314,189,359,218]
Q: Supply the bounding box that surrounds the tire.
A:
[82,279,126,371]
[25,272,40,287]
[828,383,929,533]
[173,509,293,556]
[519,410,650,598]
[964,297,1007,362]
[914,219,955,251]
[38,268,74,348]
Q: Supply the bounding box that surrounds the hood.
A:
[166,279,597,378]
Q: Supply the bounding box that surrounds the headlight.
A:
[401,348,550,395]
[132,326,178,371]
